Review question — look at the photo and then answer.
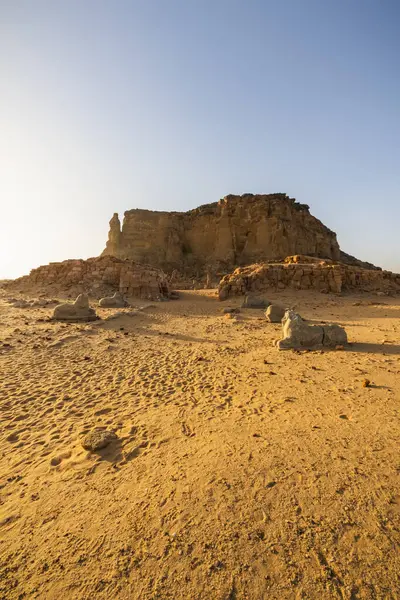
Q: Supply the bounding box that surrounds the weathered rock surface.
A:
[241,295,271,309]
[277,310,347,350]
[102,194,341,277]
[219,256,400,299]
[53,294,98,322]
[265,304,286,323]
[82,429,118,451]
[322,324,348,347]
[5,256,170,301]
[98,291,128,308]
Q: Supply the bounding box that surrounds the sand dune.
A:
[1,289,400,599]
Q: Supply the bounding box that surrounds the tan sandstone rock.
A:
[102,194,341,277]
[82,429,118,452]
[52,294,98,322]
[241,295,271,309]
[218,258,400,299]
[98,291,127,308]
[265,304,286,323]
[277,310,348,350]
[5,256,170,302]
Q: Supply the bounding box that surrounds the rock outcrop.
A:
[102,194,341,277]
[218,256,400,299]
[5,256,170,301]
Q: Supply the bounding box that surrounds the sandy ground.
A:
[1,288,400,600]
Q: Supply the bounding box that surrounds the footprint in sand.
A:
[49,450,72,467]
[94,407,113,416]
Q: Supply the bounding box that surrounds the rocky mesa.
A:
[102,193,342,277]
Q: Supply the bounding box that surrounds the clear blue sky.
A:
[1,0,399,278]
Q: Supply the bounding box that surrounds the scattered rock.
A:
[103,310,137,321]
[242,295,271,309]
[265,304,285,323]
[82,429,118,452]
[224,313,236,320]
[362,379,371,388]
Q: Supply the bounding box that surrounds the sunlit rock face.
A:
[102,193,341,277]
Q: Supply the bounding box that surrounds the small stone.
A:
[82,429,118,451]
[242,295,271,309]
[362,379,371,388]
[265,304,286,323]
[266,481,277,488]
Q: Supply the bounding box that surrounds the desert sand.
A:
[1,288,400,599]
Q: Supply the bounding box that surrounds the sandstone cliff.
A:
[102,194,341,277]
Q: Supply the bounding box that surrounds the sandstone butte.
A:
[102,193,378,278]
[5,193,400,298]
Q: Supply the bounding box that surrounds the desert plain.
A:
[1,288,400,599]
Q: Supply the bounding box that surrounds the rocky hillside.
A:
[4,256,170,301]
[218,255,400,299]
[102,193,341,277]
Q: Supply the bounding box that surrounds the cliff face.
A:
[102,194,341,276]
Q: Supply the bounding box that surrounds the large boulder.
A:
[52,294,98,322]
[265,304,286,323]
[98,291,127,308]
[242,295,271,309]
[277,310,347,350]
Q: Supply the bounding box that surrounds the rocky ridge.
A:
[4,256,170,301]
[218,256,400,299]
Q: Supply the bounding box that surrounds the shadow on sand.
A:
[346,342,400,355]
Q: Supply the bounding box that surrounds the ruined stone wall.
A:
[6,256,170,301]
[102,194,341,276]
[218,259,400,299]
